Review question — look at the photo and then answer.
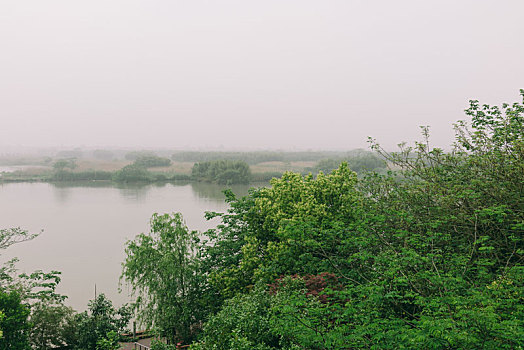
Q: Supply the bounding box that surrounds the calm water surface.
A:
[0,181,254,311]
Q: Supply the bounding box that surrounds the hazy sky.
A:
[1,0,523,151]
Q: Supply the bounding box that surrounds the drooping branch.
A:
[0,227,40,251]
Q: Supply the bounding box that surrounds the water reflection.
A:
[190,182,247,201]
[49,181,169,203]
[50,181,116,189]
[52,186,73,203]
[48,180,268,204]
[116,184,152,202]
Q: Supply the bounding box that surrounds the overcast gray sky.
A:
[1,0,523,151]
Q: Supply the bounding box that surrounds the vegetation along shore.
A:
[0,150,388,185]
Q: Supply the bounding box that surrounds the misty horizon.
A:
[1,0,523,152]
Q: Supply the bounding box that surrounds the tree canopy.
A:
[122,213,204,344]
[119,91,524,349]
[192,160,251,184]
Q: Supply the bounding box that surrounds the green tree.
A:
[112,164,152,182]
[338,91,524,347]
[0,227,71,349]
[0,227,39,251]
[202,163,360,299]
[269,275,349,350]
[0,263,73,349]
[192,285,279,350]
[122,213,204,344]
[53,158,77,171]
[192,160,251,184]
[0,291,31,349]
[0,311,4,338]
[29,301,76,350]
[96,330,122,350]
[71,294,131,350]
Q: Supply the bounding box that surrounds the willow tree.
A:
[121,213,204,344]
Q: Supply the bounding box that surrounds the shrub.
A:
[113,165,152,182]
[191,160,251,184]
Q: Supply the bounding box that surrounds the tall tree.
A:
[122,213,204,344]
[71,294,131,350]
[0,291,31,349]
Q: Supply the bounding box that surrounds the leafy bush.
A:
[0,291,31,349]
[192,160,251,184]
[70,294,131,350]
[29,302,76,350]
[170,173,191,181]
[191,286,279,350]
[113,165,152,182]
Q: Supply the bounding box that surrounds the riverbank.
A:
[0,167,281,185]
[0,156,303,184]
[0,150,388,186]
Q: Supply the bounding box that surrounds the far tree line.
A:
[47,152,387,184]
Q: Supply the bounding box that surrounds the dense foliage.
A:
[0,228,71,349]
[113,156,174,182]
[29,302,75,350]
[0,227,132,349]
[112,164,153,182]
[0,291,31,349]
[27,293,131,350]
[192,160,251,185]
[122,213,205,345]
[122,92,523,349]
[69,294,131,350]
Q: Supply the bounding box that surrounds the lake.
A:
[0,181,255,311]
